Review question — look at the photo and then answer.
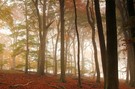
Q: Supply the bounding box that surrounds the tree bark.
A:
[92,26,100,83]
[106,0,119,88]
[86,0,100,83]
[54,22,60,75]
[94,0,106,84]
[73,34,77,76]
[73,0,82,87]
[25,0,29,74]
[59,0,66,82]
[81,36,85,75]
[127,0,135,87]
[38,0,47,75]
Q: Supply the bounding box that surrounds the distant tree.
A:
[0,43,5,69]
[54,21,60,75]
[10,24,26,70]
[0,44,4,54]
[24,0,29,74]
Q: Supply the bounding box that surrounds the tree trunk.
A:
[127,0,135,87]
[73,34,77,76]
[81,37,85,75]
[0,55,3,70]
[116,0,130,84]
[106,0,119,89]
[11,56,16,70]
[127,34,135,86]
[59,0,66,82]
[32,0,45,75]
[54,22,60,75]
[65,37,68,73]
[94,0,106,84]
[86,0,100,83]
[126,58,129,83]
[25,0,29,74]
[92,26,100,83]
[73,0,82,87]
[38,0,47,75]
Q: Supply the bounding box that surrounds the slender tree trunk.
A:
[116,0,131,84]
[86,0,100,83]
[73,0,82,87]
[11,30,17,70]
[91,26,100,83]
[32,0,44,74]
[127,0,135,87]
[73,35,77,76]
[94,0,106,85]
[81,38,84,75]
[106,0,118,88]
[65,37,68,73]
[70,53,73,74]
[59,0,66,82]
[54,22,60,75]
[127,35,135,86]
[11,56,16,70]
[0,55,3,70]
[25,0,29,74]
[52,32,55,74]
[128,35,135,87]
[126,55,129,83]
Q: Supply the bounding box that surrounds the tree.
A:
[54,21,60,75]
[32,0,53,75]
[126,0,135,87]
[94,0,107,84]
[73,0,82,87]
[106,0,118,89]
[25,0,29,74]
[0,43,5,69]
[73,31,77,76]
[86,0,100,83]
[59,0,66,82]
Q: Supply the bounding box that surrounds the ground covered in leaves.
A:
[0,70,134,89]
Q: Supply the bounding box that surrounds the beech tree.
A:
[127,0,135,87]
[59,0,66,82]
[24,0,29,74]
[86,0,100,83]
[94,0,107,84]
[73,0,82,87]
[106,0,119,89]
[32,0,54,75]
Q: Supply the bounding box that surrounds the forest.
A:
[0,0,135,89]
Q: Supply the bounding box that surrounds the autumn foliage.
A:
[0,70,134,89]
[65,0,86,13]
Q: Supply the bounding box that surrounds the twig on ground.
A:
[9,81,33,88]
[0,82,9,85]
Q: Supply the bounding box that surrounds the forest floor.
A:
[0,70,134,89]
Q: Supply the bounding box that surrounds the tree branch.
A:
[9,81,33,88]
